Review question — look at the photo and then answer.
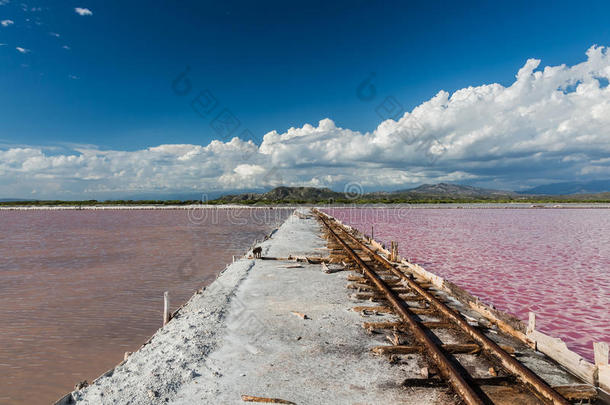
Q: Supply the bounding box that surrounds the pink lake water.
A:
[325,207,610,362]
[0,208,291,405]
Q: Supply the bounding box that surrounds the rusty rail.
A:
[317,212,486,405]
[315,209,570,405]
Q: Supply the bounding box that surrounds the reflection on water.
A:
[0,208,291,404]
[326,207,610,362]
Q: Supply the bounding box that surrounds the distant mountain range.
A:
[519,179,610,195]
[3,181,610,205]
[219,187,341,203]
[215,183,516,203]
[391,183,517,198]
[213,183,610,204]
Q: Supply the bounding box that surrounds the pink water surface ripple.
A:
[325,207,610,362]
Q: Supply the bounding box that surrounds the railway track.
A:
[313,209,597,405]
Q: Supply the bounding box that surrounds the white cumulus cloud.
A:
[1,19,14,26]
[15,46,30,53]
[74,7,92,16]
[1,46,610,199]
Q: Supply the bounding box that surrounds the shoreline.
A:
[2,202,610,211]
[0,205,296,210]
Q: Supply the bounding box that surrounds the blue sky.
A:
[1,1,610,198]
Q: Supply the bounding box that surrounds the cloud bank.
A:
[1,46,610,199]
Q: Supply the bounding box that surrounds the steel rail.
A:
[317,213,486,405]
[316,210,569,405]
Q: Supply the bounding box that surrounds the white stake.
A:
[594,342,609,366]
[163,291,170,326]
[527,312,536,335]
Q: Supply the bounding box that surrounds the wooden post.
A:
[388,241,398,262]
[163,291,170,326]
[596,342,610,392]
[527,312,536,335]
[371,225,374,240]
[594,342,609,366]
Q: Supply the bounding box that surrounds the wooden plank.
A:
[594,342,609,366]
[346,276,404,286]
[347,283,409,293]
[363,320,454,330]
[351,292,425,301]
[440,343,483,354]
[241,395,296,404]
[598,364,610,392]
[551,385,597,401]
[470,300,531,346]
[410,307,437,315]
[352,293,386,302]
[372,345,421,355]
[362,321,402,330]
[480,385,546,405]
[352,305,394,314]
[347,282,374,290]
[370,239,390,255]
[401,260,444,289]
[527,312,536,335]
[354,305,435,315]
[421,321,454,329]
[403,376,516,387]
[373,343,481,355]
[529,330,596,384]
